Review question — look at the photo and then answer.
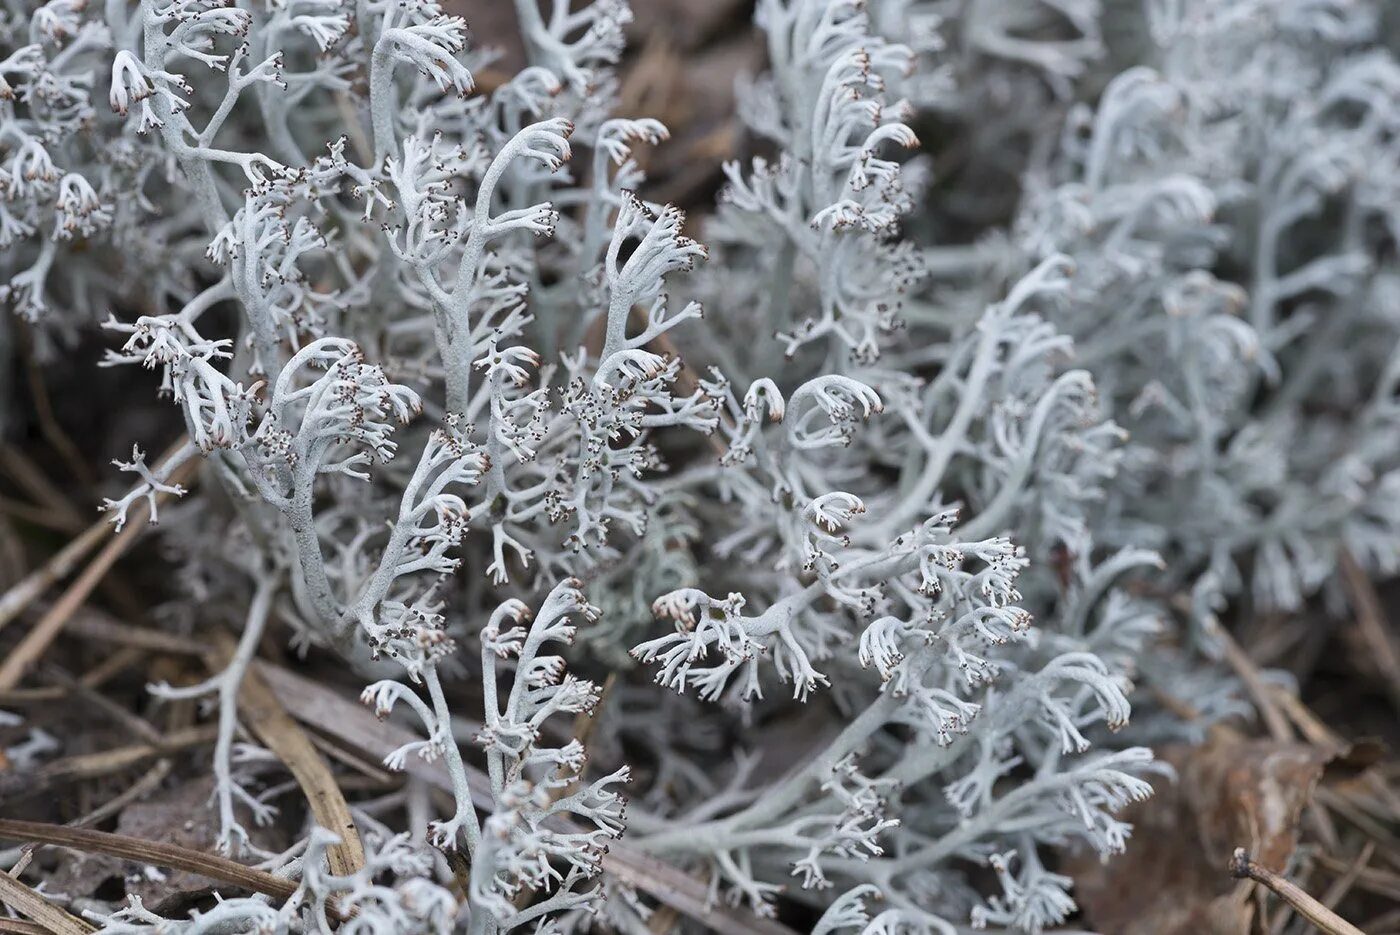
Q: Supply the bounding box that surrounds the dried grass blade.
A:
[208,634,365,875]
[0,866,95,934]
[0,455,197,691]
[0,819,297,903]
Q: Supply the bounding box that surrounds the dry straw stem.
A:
[0,819,299,904]
[0,446,150,622]
[43,664,164,745]
[0,725,216,798]
[7,760,174,880]
[1319,842,1376,914]
[255,662,800,935]
[1338,548,1400,715]
[20,329,97,491]
[1315,851,1400,902]
[1230,848,1365,935]
[0,495,79,532]
[65,607,204,655]
[0,446,86,527]
[207,632,365,875]
[0,443,198,692]
[1202,613,1294,742]
[0,644,146,707]
[0,519,108,633]
[0,866,95,934]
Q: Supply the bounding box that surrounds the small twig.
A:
[1230,848,1365,935]
[0,867,95,934]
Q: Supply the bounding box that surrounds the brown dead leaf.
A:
[1069,726,1333,935]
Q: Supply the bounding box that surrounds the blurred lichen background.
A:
[1,1,1399,933]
